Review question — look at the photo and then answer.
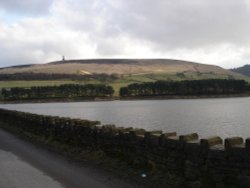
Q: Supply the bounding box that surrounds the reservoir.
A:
[1,97,250,139]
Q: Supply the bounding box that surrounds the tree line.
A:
[1,84,114,100]
[1,79,249,101]
[0,73,120,82]
[119,79,249,97]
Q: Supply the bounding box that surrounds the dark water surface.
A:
[1,97,250,138]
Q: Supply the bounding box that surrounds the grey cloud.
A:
[1,0,250,68]
[0,0,53,15]
[56,0,250,55]
[104,0,250,49]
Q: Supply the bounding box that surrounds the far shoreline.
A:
[0,93,250,104]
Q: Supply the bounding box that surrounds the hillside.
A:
[231,65,250,77]
[0,59,240,76]
[0,59,247,96]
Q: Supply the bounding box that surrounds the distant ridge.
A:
[0,59,237,77]
[0,64,33,70]
[231,65,250,77]
[49,59,139,65]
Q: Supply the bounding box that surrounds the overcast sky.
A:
[1,0,250,68]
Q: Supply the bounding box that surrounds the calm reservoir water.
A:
[1,97,250,139]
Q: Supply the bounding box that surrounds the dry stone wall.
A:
[0,108,250,188]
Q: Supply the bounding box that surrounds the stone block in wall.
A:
[165,151,187,173]
[245,138,250,152]
[179,133,199,161]
[159,132,177,146]
[135,134,145,143]
[185,141,201,162]
[144,131,162,146]
[113,132,129,148]
[125,129,146,146]
[200,136,223,149]
[200,136,223,156]
[207,166,240,184]
[114,127,134,142]
[150,133,162,146]
[186,181,202,188]
[179,133,199,142]
[163,136,179,149]
[162,132,177,138]
[102,124,116,129]
[237,175,250,188]
[208,144,225,160]
[228,145,245,162]
[93,126,103,134]
[118,127,133,132]
[224,137,246,162]
[145,130,162,137]
[101,124,117,137]
[129,129,145,137]
[118,131,130,139]
[225,137,243,150]
[184,160,200,181]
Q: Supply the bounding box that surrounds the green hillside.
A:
[0,59,248,96]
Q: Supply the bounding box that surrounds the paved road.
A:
[0,128,141,188]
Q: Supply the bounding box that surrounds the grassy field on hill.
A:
[0,71,248,97]
[0,59,240,76]
[0,59,248,96]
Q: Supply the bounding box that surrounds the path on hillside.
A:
[0,128,141,188]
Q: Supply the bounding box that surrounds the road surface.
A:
[0,128,141,188]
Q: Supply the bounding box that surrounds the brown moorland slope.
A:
[0,59,236,76]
